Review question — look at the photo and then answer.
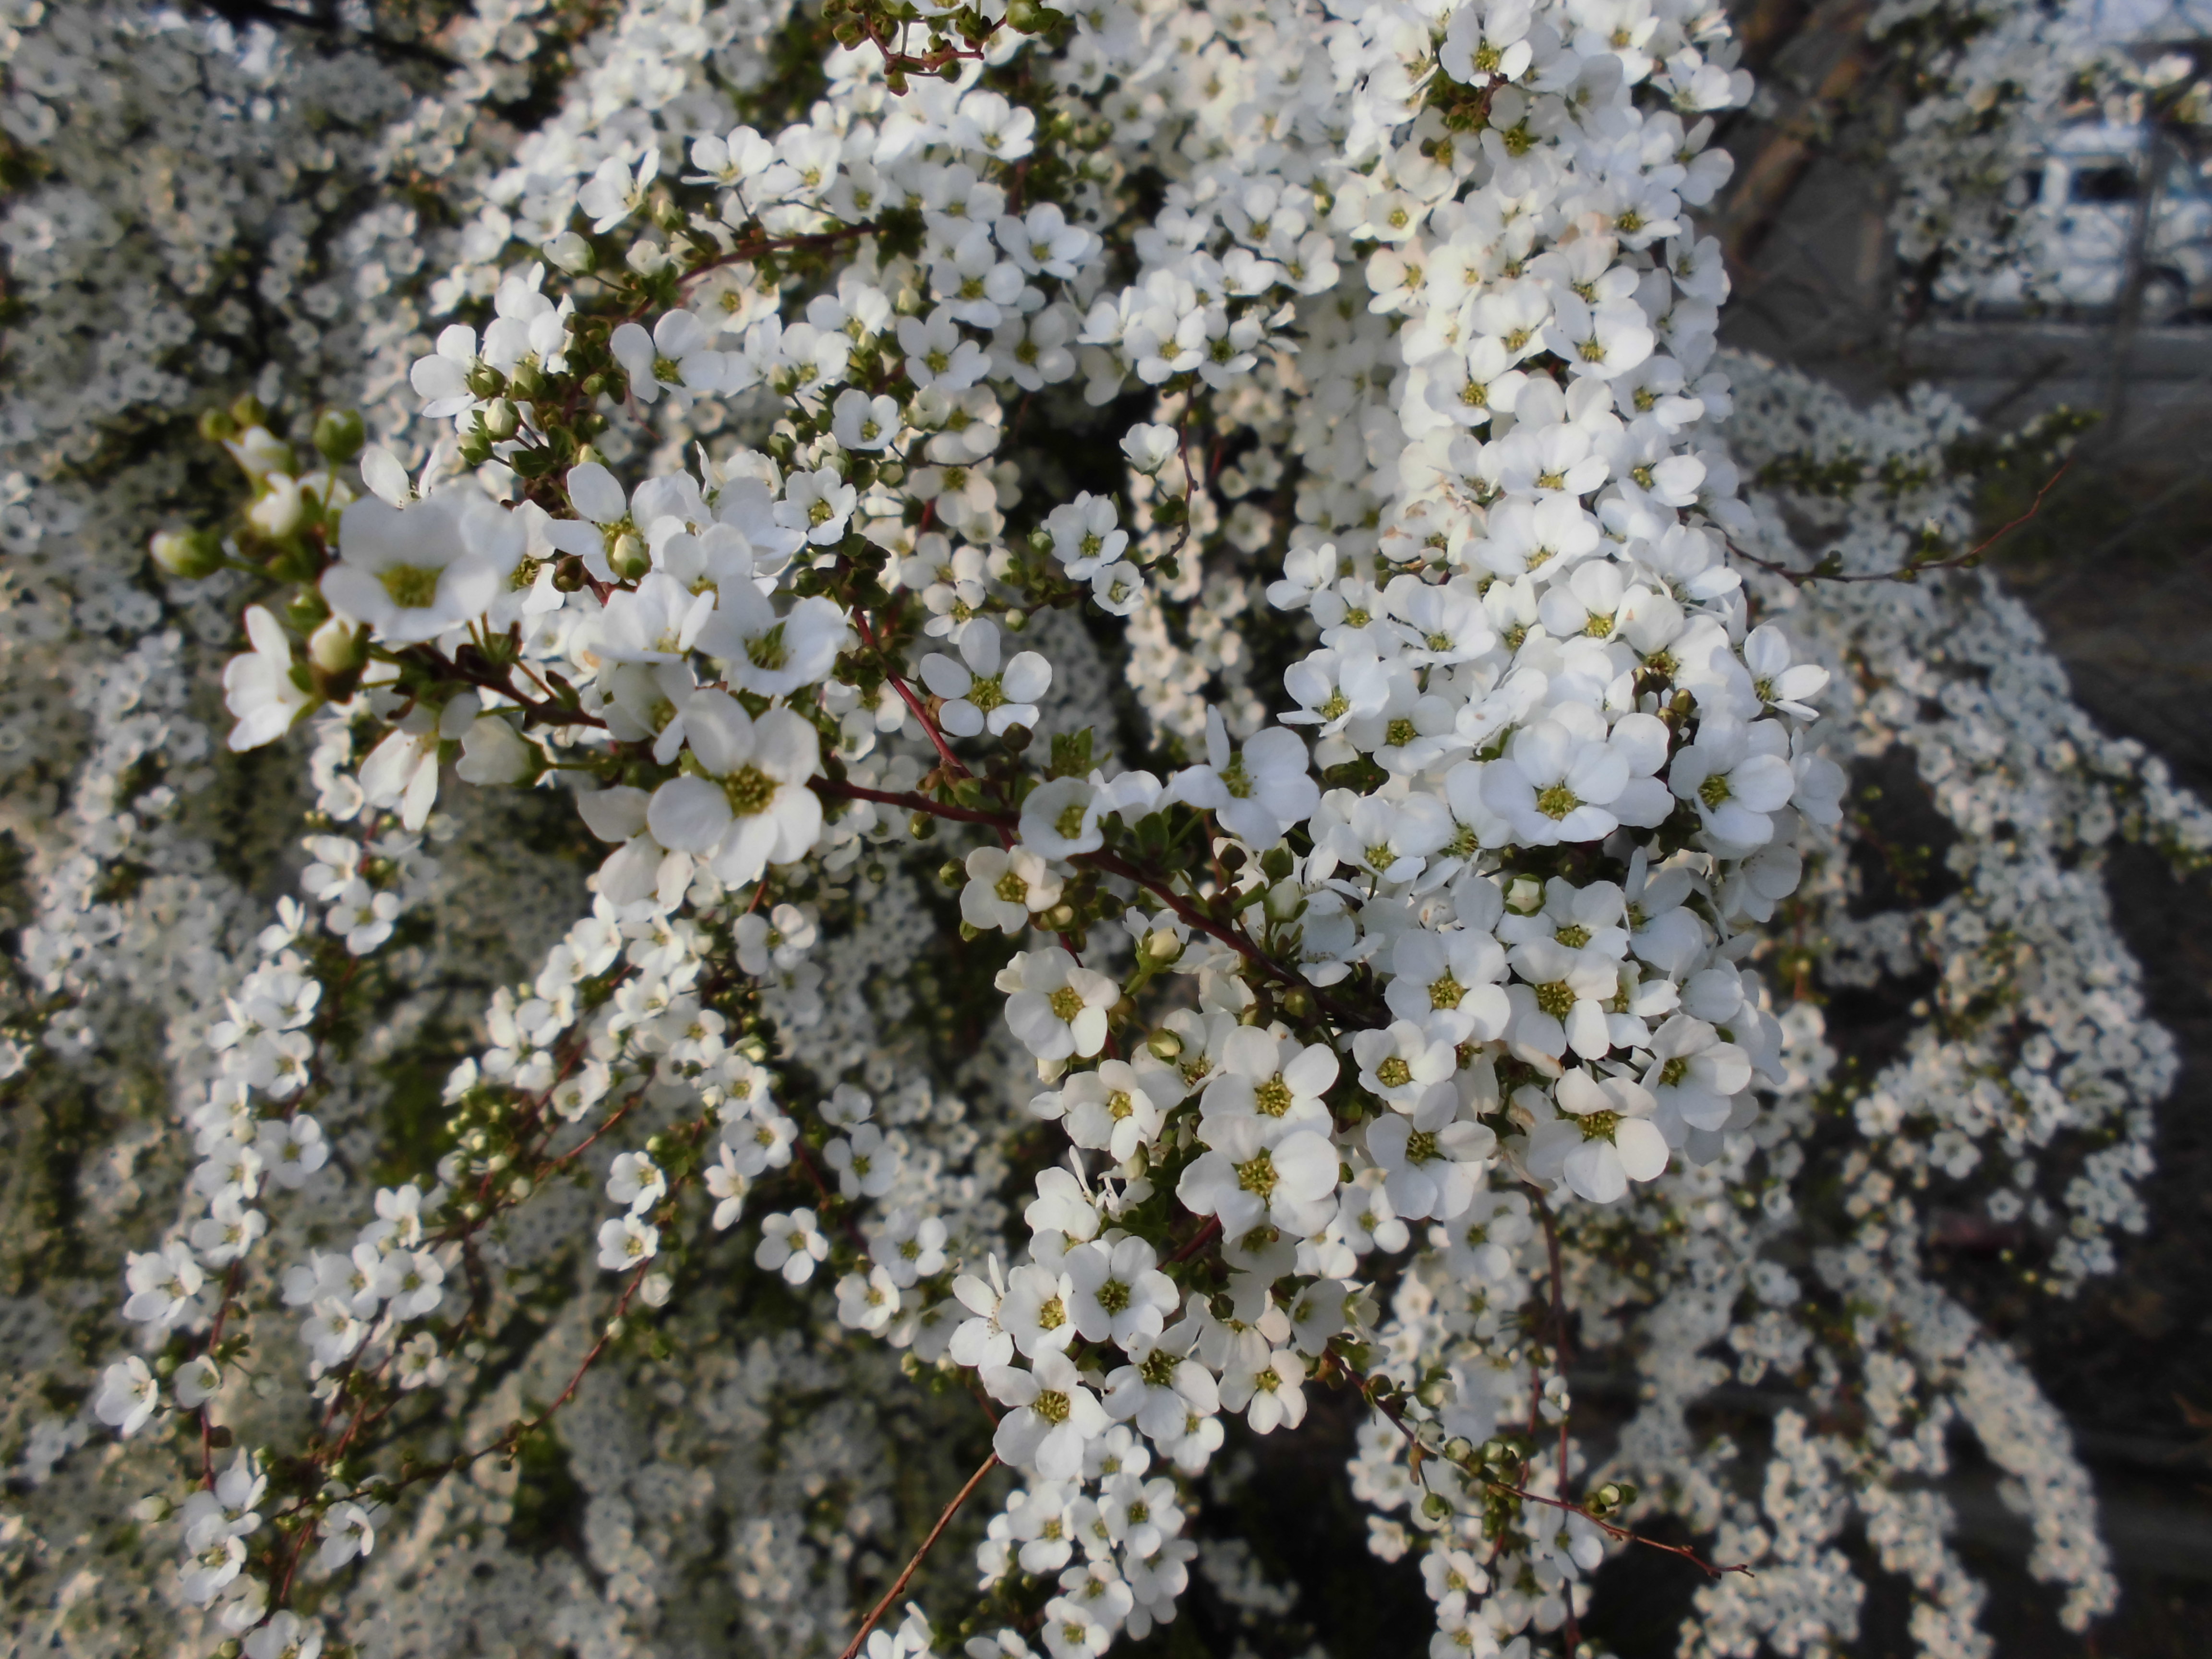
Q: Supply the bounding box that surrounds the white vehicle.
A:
[1954,123,2212,321]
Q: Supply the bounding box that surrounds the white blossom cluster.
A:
[4,0,2209,1656]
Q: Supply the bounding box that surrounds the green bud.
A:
[1145,1028,1183,1061]
[482,398,521,440]
[908,810,938,841]
[312,408,366,465]
[149,528,225,580]
[197,407,239,444]
[552,556,589,593]
[309,617,368,676]
[465,362,507,399]
[1001,723,1033,753]
[286,587,330,635]
[229,393,266,431]
[939,860,967,889]
[507,360,547,399]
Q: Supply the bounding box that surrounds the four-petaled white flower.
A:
[922,619,1051,738]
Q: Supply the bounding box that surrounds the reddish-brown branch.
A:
[1732,460,2071,587]
[837,1453,1000,1659]
[1321,1346,1754,1583]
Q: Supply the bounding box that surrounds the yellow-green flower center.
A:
[721,764,776,816]
[379,564,443,609]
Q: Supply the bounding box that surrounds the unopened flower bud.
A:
[1142,927,1183,964]
[310,617,368,675]
[481,398,520,440]
[312,407,365,464]
[150,528,225,579]
[545,231,594,273]
[465,361,506,400]
[1145,1028,1183,1061]
[249,474,305,538]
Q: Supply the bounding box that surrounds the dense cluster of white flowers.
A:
[5,0,2210,1656]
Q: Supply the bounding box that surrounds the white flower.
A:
[1669,718,1795,848]
[322,487,522,645]
[951,1258,1015,1369]
[1198,1027,1338,1136]
[180,1535,246,1603]
[1219,1342,1309,1434]
[243,1611,325,1659]
[596,1214,660,1270]
[395,1334,449,1391]
[963,845,1065,933]
[837,1266,902,1332]
[987,1352,1111,1480]
[222,606,314,751]
[832,387,902,450]
[1166,709,1319,847]
[872,1209,949,1286]
[188,1192,266,1267]
[1065,1236,1178,1348]
[597,572,716,664]
[1104,1319,1221,1442]
[1506,938,1622,1062]
[952,89,1037,160]
[1351,1021,1455,1111]
[1641,1015,1752,1137]
[1020,777,1106,858]
[608,1151,667,1214]
[647,692,823,889]
[317,1502,379,1572]
[757,1208,829,1283]
[921,620,1051,738]
[999,1261,1080,1358]
[1175,1115,1339,1236]
[1364,1090,1495,1221]
[897,308,991,392]
[610,309,730,403]
[1048,1060,1178,1163]
[1044,493,1127,579]
[723,1105,798,1176]
[705,1143,752,1230]
[1526,1069,1670,1203]
[454,714,536,786]
[998,947,1119,1061]
[825,1122,899,1198]
[122,1241,204,1328]
[94,1358,160,1435]
[1383,928,1511,1045]
[773,467,858,546]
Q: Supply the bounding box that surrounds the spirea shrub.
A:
[3,1,2208,1657]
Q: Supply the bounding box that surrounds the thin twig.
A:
[1322,1346,1754,1582]
[837,1453,1000,1659]
[1734,459,2072,586]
